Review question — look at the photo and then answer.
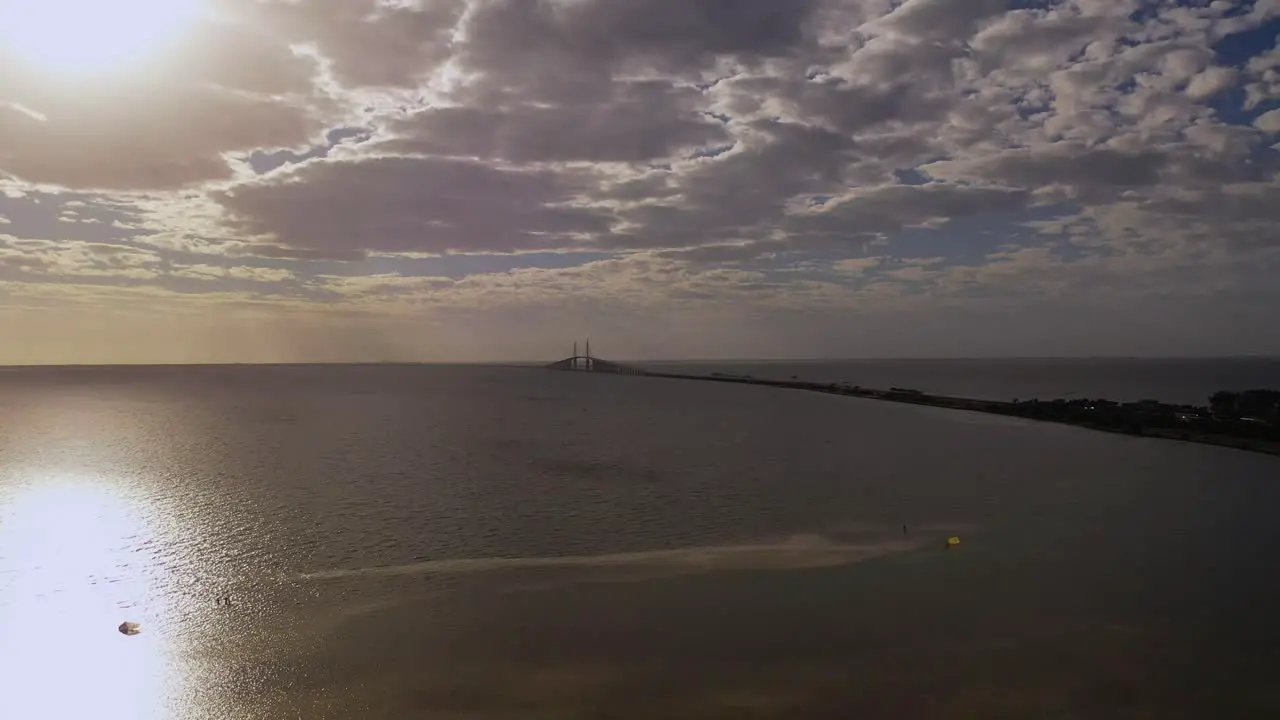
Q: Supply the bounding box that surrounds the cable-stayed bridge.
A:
[544,341,646,375]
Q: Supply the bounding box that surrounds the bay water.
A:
[0,362,1277,718]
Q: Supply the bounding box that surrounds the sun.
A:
[0,0,203,77]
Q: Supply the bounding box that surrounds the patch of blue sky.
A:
[774,203,1083,287]
[1219,88,1279,126]
[689,144,735,159]
[1008,0,1056,11]
[1213,11,1279,66]
[845,203,1078,267]
[0,192,143,244]
[1208,15,1280,124]
[893,168,930,186]
[247,127,372,175]
[1126,0,1166,25]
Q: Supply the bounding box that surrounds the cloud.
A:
[170,264,295,283]
[971,7,1131,74]
[382,81,729,163]
[453,0,825,102]
[252,0,467,89]
[0,236,161,278]
[868,0,1010,42]
[1255,109,1280,133]
[832,257,884,275]
[788,184,1031,236]
[0,88,318,192]
[215,155,614,257]
[3,0,1280,360]
[0,6,334,191]
[921,144,1169,196]
[1185,65,1239,100]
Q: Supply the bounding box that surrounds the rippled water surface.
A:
[1,364,1278,719]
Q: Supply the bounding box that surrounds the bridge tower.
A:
[544,341,643,375]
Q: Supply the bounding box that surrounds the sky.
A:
[1,0,1280,363]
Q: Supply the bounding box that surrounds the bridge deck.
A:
[546,355,645,375]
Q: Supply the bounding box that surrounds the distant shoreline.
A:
[630,355,1280,364]
[638,371,1280,459]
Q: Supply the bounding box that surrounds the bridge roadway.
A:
[545,355,647,375]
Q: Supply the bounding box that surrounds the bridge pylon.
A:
[545,341,644,376]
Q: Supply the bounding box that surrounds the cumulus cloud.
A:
[383,81,729,163]
[2,0,1280,359]
[1185,65,1239,100]
[170,264,295,283]
[453,0,825,101]
[252,0,467,89]
[788,184,1031,236]
[215,155,614,256]
[1255,109,1280,133]
[0,236,161,278]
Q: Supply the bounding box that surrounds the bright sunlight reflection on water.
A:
[0,476,182,720]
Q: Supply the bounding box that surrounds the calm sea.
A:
[639,357,1280,405]
[1,362,1278,719]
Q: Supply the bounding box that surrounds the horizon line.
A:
[0,354,1278,370]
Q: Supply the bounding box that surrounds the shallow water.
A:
[0,364,1278,718]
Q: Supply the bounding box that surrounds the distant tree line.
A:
[1210,390,1280,421]
[999,389,1280,443]
[673,370,1280,453]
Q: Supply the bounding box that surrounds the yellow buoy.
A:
[946,536,961,548]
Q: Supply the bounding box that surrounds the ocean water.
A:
[639,357,1280,405]
[0,363,1278,719]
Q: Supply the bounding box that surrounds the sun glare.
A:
[0,0,203,76]
[0,478,178,720]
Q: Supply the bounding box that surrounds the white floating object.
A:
[118,621,141,636]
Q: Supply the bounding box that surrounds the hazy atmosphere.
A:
[3,0,1280,362]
